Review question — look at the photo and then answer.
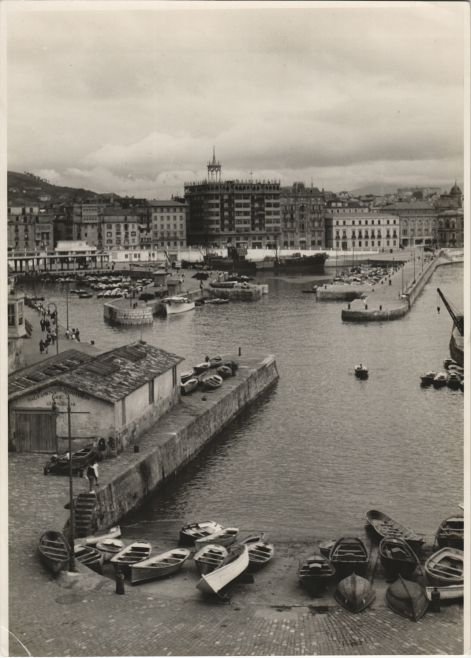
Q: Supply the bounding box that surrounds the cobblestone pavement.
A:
[9,453,464,656]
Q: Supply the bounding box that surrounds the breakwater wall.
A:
[93,354,279,529]
[317,286,369,301]
[103,299,154,325]
[208,285,264,301]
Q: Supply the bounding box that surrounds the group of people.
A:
[38,312,57,354]
[65,327,81,341]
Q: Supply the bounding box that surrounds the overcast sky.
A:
[6,1,467,198]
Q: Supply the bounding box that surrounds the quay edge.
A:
[92,353,279,530]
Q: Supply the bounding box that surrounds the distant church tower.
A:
[207,147,222,182]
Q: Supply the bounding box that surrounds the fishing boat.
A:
[130,547,191,585]
[447,372,462,390]
[179,521,223,546]
[298,554,335,593]
[216,365,233,379]
[379,537,419,580]
[181,377,199,395]
[420,371,437,386]
[424,547,463,586]
[425,584,463,602]
[334,573,375,612]
[386,576,428,621]
[443,358,458,370]
[193,362,211,375]
[162,296,195,315]
[199,373,223,391]
[354,364,368,379]
[96,538,125,562]
[197,544,249,596]
[330,537,369,579]
[433,372,448,388]
[44,444,97,476]
[241,536,275,571]
[74,544,104,574]
[435,514,464,549]
[195,527,239,549]
[38,531,71,575]
[365,510,425,551]
[319,539,335,557]
[193,544,229,575]
[110,541,152,576]
[77,526,121,547]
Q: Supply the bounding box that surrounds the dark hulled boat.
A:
[435,514,464,549]
[38,530,71,575]
[386,576,428,621]
[379,537,419,580]
[334,573,375,613]
[74,544,104,574]
[274,252,327,274]
[298,554,335,594]
[366,509,424,551]
[241,535,275,571]
[330,537,369,580]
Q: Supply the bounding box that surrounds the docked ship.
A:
[204,246,327,275]
[272,252,327,274]
[437,288,463,367]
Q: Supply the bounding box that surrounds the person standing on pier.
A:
[86,461,99,492]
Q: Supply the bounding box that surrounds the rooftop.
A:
[149,200,187,207]
[383,201,435,211]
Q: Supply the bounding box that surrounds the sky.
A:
[5,1,468,198]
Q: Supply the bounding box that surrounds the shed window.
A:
[121,399,126,425]
[149,380,155,404]
[172,366,177,387]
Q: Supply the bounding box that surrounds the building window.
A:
[149,380,155,404]
[172,366,177,387]
[8,303,15,326]
[121,399,126,425]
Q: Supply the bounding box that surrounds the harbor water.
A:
[25,264,463,544]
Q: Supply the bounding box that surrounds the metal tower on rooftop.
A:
[207,146,222,182]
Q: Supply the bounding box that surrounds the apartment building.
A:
[325,208,400,251]
[149,200,187,248]
[279,183,326,249]
[102,209,140,249]
[382,201,436,247]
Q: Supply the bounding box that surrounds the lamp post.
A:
[47,302,59,355]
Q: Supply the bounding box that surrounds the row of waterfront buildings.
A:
[7,156,464,256]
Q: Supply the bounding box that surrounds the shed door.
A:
[14,409,57,453]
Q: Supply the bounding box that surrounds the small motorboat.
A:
[420,371,436,386]
[319,539,335,557]
[205,298,229,305]
[354,364,369,379]
[379,537,419,580]
[447,372,462,390]
[425,584,463,602]
[197,544,249,596]
[216,365,233,379]
[334,573,375,613]
[181,377,199,395]
[74,544,104,574]
[193,544,229,575]
[38,531,71,575]
[298,554,335,594]
[193,362,211,375]
[433,372,448,388]
[435,514,464,549]
[195,527,239,549]
[130,547,191,585]
[365,510,425,551]
[180,370,196,384]
[96,538,125,562]
[424,547,463,586]
[330,537,369,580]
[386,576,428,621]
[110,541,152,576]
[162,296,195,315]
[242,536,275,571]
[77,525,121,547]
[78,292,93,299]
[179,521,223,546]
[200,374,223,391]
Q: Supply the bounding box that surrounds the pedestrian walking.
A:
[39,339,44,354]
[51,331,56,345]
[85,461,99,492]
[75,329,80,342]
[40,319,45,331]
[65,328,70,339]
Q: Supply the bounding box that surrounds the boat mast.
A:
[437,288,464,336]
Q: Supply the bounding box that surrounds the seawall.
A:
[93,353,279,529]
[103,298,154,325]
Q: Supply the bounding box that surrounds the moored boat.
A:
[96,538,125,562]
[386,576,428,621]
[131,547,191,585]
[420,371,436,386]
[179,521,223,546]
[216,365,233,379]
[424,547,463,586]
[298,554,335,594]
[330,537,369,579]
[44,444,97,476]
[354,364,368,379]
[365,509,424,551]
[110,541,152,576]
[193,544,229,575]
[433,371,448,388]
[447,372,462,390]
[38,530,71,575]
[181,377,199,395]
[77,525,121,547]
[435,514,464,549]
[162,296,195,315]
[197,544,249,596]
[379,537,419,580]
[74,544,104,574]
[199,373,223,391]
[334,572,375,612]
[242,537,275,571]
[195,527,239,549]
[180,370,196,384]
[193,362,211,375]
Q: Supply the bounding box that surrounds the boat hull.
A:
[164,301,195,315]
[425,584,463,602]
[299,555,335,594]
[379,538,418,580]
[194,545,229,576]
[179,521,223,546]
[366,510,424,552]
[335,573,375,613]
[330,537,369,580]
[424,547,463,586]
[386,576,428,621]
[197,545,249,595]
[130,549,191,585]
[38,531,71,575]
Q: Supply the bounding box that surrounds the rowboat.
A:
[366,510,425,551]
[386,576,428,621]
[195,527,239,549]
[44,444,97,476]
[96,538,124,561]
[379,537,419,580]
[335,573,375,613]
[193,544,229,575]
[425,584,463,602]
[354,364,368,379]
[77,525,121,547]
[131,548,191,585]
[241,536,275,571]
[209,355,223,368]
[424,547,463,586]
[298,554,335,593]
[435,514,464,549]
[181,377,199,395]
[162,296,195,315]
[38,531,71,575]
[433,371,448,387]
[199,374,223,391]
[193,362,211,375]
[197,544,249,596]
[74,544,104,574]
[420,371,436,386]
[180,370,196,384]
[216,365,233,379]
[110,541,152,576]
[447,372,462,390]
[330,537,369,579]
[179,521,223,546]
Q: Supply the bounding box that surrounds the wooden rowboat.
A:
[131,548,191,585]
[193,362,211,375]
[96,538,125,562]
[77,525,121,547]
[179,521,223,546]
[74,544,104,574]
[354,364,368,379]
[197,544,249,596]
[38,530,71,575]
[180,377,199,395]
[193,544,229,575]
[379,537,419,580]
[335,573,375,612]
[366,510,425,551]
[425,584,463,602]
[242,537,275,571]
[199,373,223,391]
[110,541,152,576]
[435,514,464,549]
[319,539,335,558]
[298,554,335,594]
[195,527,239,549]
[330,537,369,580]
[424,547,463,586]
[386,576,428,621]
[216,365,233,379]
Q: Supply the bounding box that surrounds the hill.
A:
[7,171,120,205]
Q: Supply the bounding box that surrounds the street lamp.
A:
[47,302,59,355]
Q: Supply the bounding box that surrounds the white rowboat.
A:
[197,544,249,595]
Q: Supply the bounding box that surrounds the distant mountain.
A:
[7,171,121,205]
[349,182,449,196]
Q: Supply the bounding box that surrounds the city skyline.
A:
[6,1,467,198]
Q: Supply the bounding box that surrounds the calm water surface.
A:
[27,264,464,542]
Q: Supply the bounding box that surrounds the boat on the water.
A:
[162,296,195,315]
[77,525,121,547]
[193,544,229,575]
[433,371,448,387]
[181,377,199,395]
[386,576,428,621]
[420,371,437,386]
[110,541,152,576]
[179,521,223,546]
[354,364,369,379]
[365,509,425,551]
[424,547,463,586]
[199,373,223,391]
[334,573,375,612]
[447,372,462,390]
[443,358,458,370]
[435,514,464,549]
[74,544,104,573]
[96,538,125,562]
[298,554,335,594]
[38,530,71,575]
[195,527,239,549]
[425,584,463,602]
[241,536,275,571]
[330,537,369,579]
[197,544,249,596]
[379,537,419,580]
[130,547,191,585]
